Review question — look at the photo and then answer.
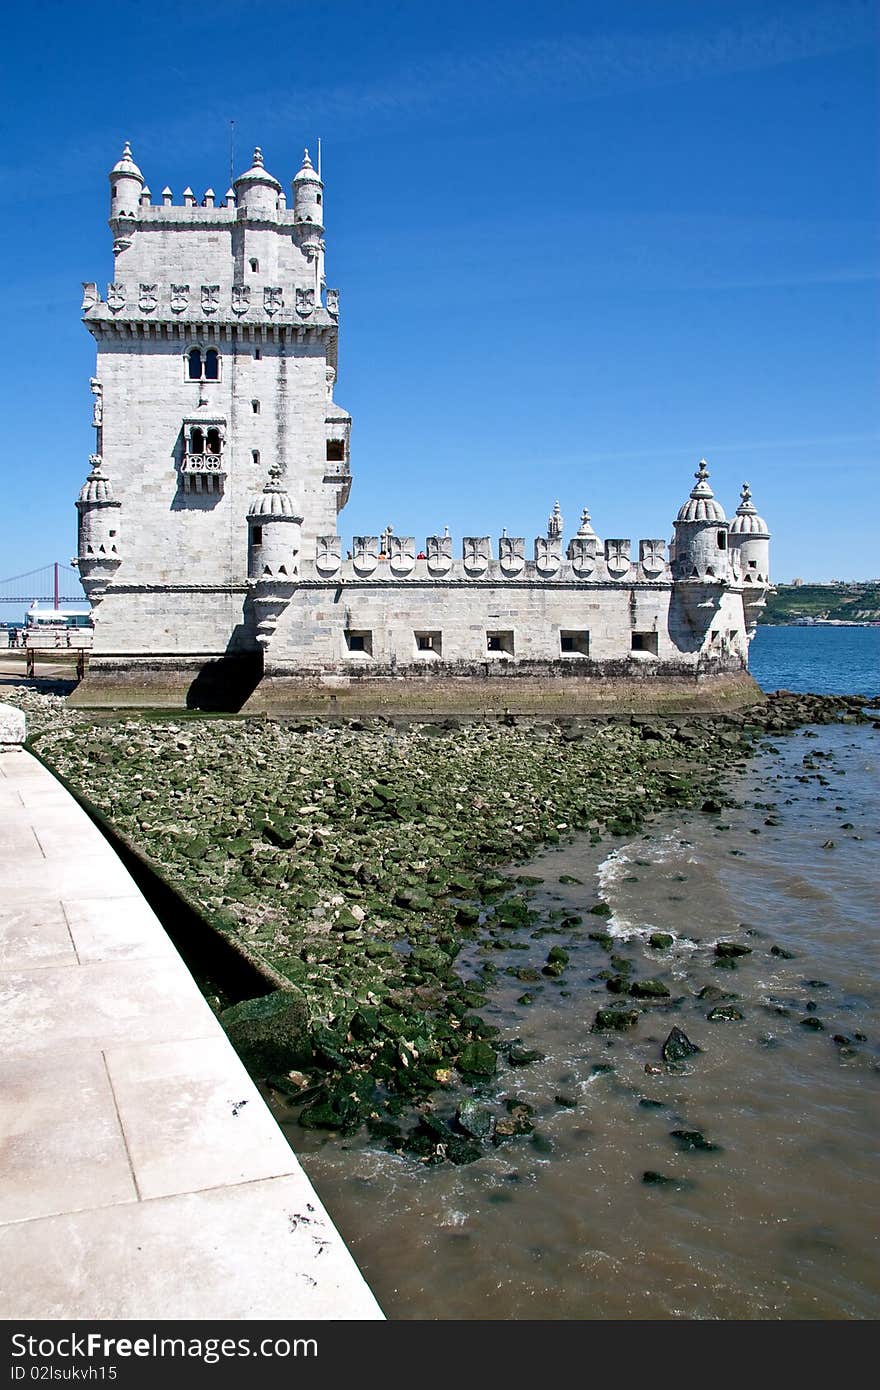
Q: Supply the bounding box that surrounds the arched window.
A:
[251,399,261,414]
[190,427,204,454]
[186,347,221,381]
[250,258,259,272]
[206,428,221,455]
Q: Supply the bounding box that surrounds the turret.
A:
[292,148,323,227]
[728,482,770,635]
[672,460,730,583]
[108,141,144,219]
[246,467,303,648]
[233,147,282,219]
[75,457,121,604]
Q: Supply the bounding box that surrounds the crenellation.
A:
[75,140,770,706]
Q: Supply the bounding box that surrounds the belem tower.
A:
[73,143,771,714]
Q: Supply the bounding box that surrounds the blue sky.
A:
[0,0,877,618]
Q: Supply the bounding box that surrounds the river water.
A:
[273,629,880,1319]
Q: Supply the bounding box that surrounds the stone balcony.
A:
[180,452,225,495]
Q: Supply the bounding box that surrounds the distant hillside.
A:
[761,583,880,625]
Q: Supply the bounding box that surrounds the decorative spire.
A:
[576,507,596,538]
[267,463,284,488]
[252,147,264,168]
[548,500,563,541]
[122,141,133,159]
[676,458,726,523]
[689,459,715,498]
[737,481,755,512]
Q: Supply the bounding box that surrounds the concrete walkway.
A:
[0,745,383,1320]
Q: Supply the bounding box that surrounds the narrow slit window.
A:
[254,348,262,361]
[717,531,727,549]
[252,526,263,546]
[252,450,260,465]
[252,400,261,415]
[250,258,259,272]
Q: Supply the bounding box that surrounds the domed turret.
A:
[292,148,323,226]
[75,457,121,604]
[246,467,303,649]
[672,460,730,582]
[233,147,282,218]
[247,466,303,578]
[109,141,144,219]
[729,482,770,632]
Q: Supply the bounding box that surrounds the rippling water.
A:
[270,631,879,1320]
[750,625,879,697]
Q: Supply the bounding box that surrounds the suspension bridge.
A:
[0,562,86,608]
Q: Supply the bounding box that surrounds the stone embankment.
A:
[9,686,877,1166]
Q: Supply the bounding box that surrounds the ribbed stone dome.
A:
[234,146,281,192]
[78,460,115,504]
[729,482,769,536]
[247,468,302,520]
[109,141,143,183]
[293,149,321,184]
[676,460,727,524]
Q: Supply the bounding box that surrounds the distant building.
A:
[74,143,772,712]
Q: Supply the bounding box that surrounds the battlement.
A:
[305,535,674,584]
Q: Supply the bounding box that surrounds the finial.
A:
[302,147,313,169]
[741,481,752,503]
[548,500,563,540]
[577,507,595,537]
[696,459,710,483]
[267,463,282,486]
[122,141,133,159]
[253,147,264,168]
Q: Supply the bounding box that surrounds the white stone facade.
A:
[75,143,770,706]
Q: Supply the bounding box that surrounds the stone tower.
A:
[78,142,350,655]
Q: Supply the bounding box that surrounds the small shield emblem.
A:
[264,286,283,315]
[231,285,250,315]
[170,284,189,313]
[315,535,342,576]
[107,282,126,312]
[201,285,220,315]
[138,284,158,313]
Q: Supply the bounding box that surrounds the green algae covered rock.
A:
[220,988,311,1072]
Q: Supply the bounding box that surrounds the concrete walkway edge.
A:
[0,745,383,1320]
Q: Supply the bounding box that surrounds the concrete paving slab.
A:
[62,894,179,964]
[0,1052,137,1225]
[104,1035,300,1200]
[0,1175,382,1320]
[0,900,77,972]
[0,956,219,1057]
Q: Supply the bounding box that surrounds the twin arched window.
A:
[188,426,222,455]
[186,348,219,381]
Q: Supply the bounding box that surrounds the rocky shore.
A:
[11,685,878,1164]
